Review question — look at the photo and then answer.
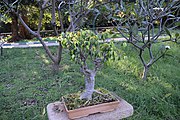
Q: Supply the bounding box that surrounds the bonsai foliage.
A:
[102,0,180,80]
[60,30,118,100]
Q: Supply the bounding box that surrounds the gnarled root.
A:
[80,91,93,100]
[80,90,108,100]
[93,90,107,95]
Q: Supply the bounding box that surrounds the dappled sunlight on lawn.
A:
[39,54,50,64]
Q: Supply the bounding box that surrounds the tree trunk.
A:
[19,7,31,39]
[142,66,149,80]
[12,7,62,74]
[52,62,60,73]
[80,71,96,100]
[9,12,21,42]
[19,12,32,39]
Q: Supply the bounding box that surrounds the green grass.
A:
[0,41,179,120]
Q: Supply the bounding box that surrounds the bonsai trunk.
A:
[142,66,149,80]
[80,71,96,100]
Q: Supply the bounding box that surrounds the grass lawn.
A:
[0,41,179,120]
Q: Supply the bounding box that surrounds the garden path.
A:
[2,36,168,49]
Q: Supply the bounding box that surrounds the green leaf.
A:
[175,33,179,38]
[164,27,171,38]
[164,93,172,98]
[71,54,75,60]
[175,21,180,27]
[123,42,127,47]
[132,23,138,35]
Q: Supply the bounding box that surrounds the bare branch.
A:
[56,41,63,64]
[42,0,50,9]
[37,9,43,35]
[51,0,58,35]
[18,14,37,36]
[11,0,19,7]
[139,49,146,67]
[68,3,75,32]
[150,50,167,66]
[147,45,154,66]
[17,11,57,63]
[58,1,66,32]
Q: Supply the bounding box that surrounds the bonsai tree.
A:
[60,30,118,100]
[98,0,179,80]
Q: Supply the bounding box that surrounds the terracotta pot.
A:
[62,97,120,119]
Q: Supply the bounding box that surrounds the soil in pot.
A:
[62,88,118,111]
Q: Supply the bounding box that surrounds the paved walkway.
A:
[2,35,168,49]
[2,41,59,48]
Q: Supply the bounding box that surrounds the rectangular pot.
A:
[63,98,120,119]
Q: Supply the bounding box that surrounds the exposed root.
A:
[83,100,90,106]
[80,91,93,100]
[94,90,107,95]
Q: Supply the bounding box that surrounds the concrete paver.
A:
[47,97,133,120]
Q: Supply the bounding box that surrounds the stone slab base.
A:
[47,98,133,120]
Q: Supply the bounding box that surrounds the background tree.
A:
[1,0,108,72]
[61,30,118,100]
[0,0,38,41]
[101,0,179,80]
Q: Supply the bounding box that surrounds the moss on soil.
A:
[63,88,118,110]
